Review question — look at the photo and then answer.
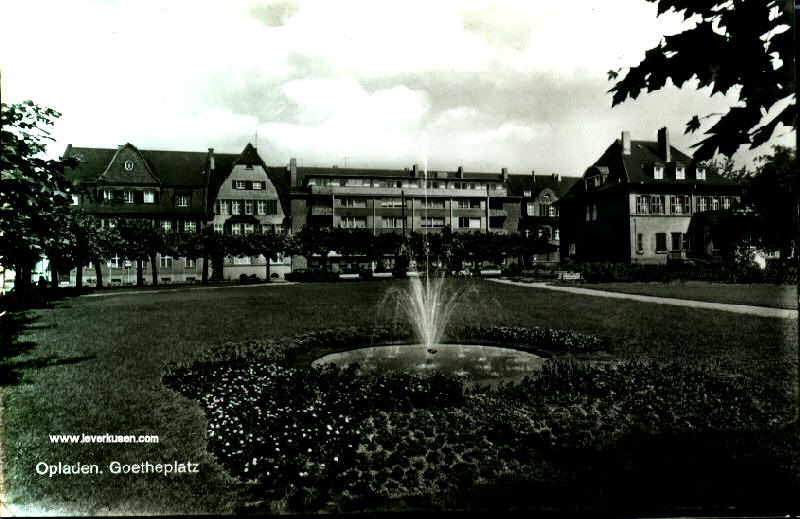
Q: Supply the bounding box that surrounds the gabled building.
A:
[558,127,742,264]
[506,172,578,265]
[63,143,291,284]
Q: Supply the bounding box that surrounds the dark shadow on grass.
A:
[0,354,97,386]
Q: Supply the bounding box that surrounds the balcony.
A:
[310,206,333,216]
[489,208,507,217]
[310,185,506,198]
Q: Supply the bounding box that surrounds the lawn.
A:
[573,281,797,309]
[0,280,797,514]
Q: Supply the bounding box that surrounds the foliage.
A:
[0,101,77,291]
[445,325,608,354]
[574,261,778,284]
[608,0,795,160]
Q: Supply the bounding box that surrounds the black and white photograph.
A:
[0,0,797,515]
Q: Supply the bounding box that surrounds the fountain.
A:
[311,135,548,384]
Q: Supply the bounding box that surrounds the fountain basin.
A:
[312,344,547,385]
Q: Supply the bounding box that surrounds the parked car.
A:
[338,268,361,280]
[478,264,502,277]
[451,268,472,278]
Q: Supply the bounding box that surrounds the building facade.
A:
[559,127,742,264]
[63,143,291,284]
[287,161,522,269]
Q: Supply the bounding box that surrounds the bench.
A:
[110,278,122,286]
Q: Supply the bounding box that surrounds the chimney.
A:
[457,166,464,178]
[411,164,418,177]
[552,173,560,182]
[289,157,297,187]
[208,148,215,172]
[531,169,536,183]
[657,127,670,162]
[621,131,631,155]
[501,167,508,180]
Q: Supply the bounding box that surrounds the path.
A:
[82,281,295,298]
[490,279,798,319]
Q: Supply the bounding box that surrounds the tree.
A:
[294,227,337,270]
[742,145,797,258]
[609,0,795,160]
[1,101,77,293]
[249,229,287,281]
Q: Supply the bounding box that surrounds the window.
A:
[381,198,404,208]
[523,190,532,197]
[339,216,366,228]
[697,196,709,212]
[161,220,172,231]
[457,217,481,229]
[655,233,667,252]
[233,256,251,265]
[175,195,189,207]
[160,256,173,268]
[711,197,721,211]
[213,223,223,233]
[231,223,242,235]
[124,190,135,204]
[245,200,254,215]
[345,178,367,187]
[696,166,706,180]
[274,224,284,234]
[670,195,689,214]
[654,165,664,180]
[231,200,241,215]
[256,200,266,215]
[185,258,196,270]
[382,216,403,228]
[244,223,254,234]
[340,197,366,208]
[143,191,155,204]
[554,229,560,240]
[417,198,444,209]
[184,220,196,233]
[671,232,682,251]
[569,243,576,256]
[265,200,277,214]
[636,195,650,214]
[102,190,113,202]
[585,205,591,221]
[420,217,445,228]
[636,233,644,253]
[214,201,221,214]
[456,198,480,209]
[675,165,685,180]
[252,181,264,190]
[526,202,536,215]
[234,180,246,189]
[722,196,731,210]
[682,233,691,251]
[651,195,665,214]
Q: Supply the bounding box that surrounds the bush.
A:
[575,261,777,284]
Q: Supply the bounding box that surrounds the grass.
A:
[0,280,797,514]
[573,281,797,309]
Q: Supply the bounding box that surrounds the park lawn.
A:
[0,280,797,514]
[574,281,797,309]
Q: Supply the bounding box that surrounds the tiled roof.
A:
[506,174,579,198]
[295,166,505,183]
[64,146,210,187]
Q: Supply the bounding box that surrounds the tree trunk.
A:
[212,255,224,281]
[266,256,271,282]
[50,255,59,289]
[15,262,33,295]
[150,252,158,286]
[95,261,104,288]
[201,255,209,284]
[136,259,144,286]
[76,260,83,289]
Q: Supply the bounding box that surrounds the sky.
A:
[1,0,794,177]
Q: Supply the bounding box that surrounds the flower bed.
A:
[162,326,789,512]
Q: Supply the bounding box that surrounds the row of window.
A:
[527,202,557,217]
[308,177,504,191]
[636,232,690,253]
[91,190,191,207]
[214,199,279,216]
[337,216,485,229]
[97,219,198,232]
[332,197,486,209]
[213,223,284,235]
[102,256,196,269]
[232,180,267,190]
[634,195,733,215]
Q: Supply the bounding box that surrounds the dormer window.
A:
[175,195,189,207]
[523,190,531,197]
[123,190,135,204]
[143,191,155,204]
[234,180,246,189]
[675,164,685,180]
[696,165,706,180]
[653,165,664,180]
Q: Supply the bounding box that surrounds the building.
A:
[506,172,578,265]
[287,161,521,270]
[63,142,291,284]
[558,127,742,264]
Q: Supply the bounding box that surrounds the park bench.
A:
[110,278,122,286]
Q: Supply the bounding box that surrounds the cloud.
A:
[250,0,298,27]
